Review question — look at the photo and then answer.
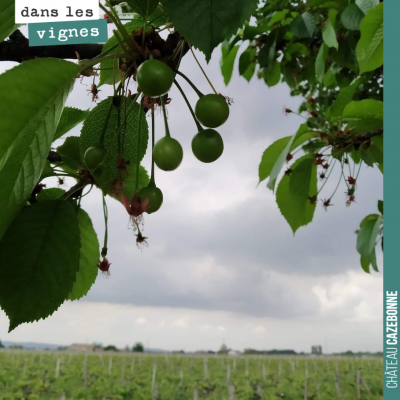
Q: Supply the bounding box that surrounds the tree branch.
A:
[0,30,103,63]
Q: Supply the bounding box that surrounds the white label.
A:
[15,0,99,23]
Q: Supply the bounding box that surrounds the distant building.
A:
[311,345,323,355]
[228,350,241,356]
[68,344,95,352]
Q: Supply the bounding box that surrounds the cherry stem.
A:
[113,30,134,59]
[101,194,109,258]
[135,95,144,193]
[102,2,135,49]
[150,101,156,185]
[317,158,336,195]
[160,96,171,138]
[175,70,204,98]
[174,79,203,132]
[189,45,218,95]
[59,181,88,200]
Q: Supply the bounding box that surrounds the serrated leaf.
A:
[341,4,365,31]
[126,0,159,18]
[162,0,258,62]
[68,208,99,301]
[315,44,328,83]
[0,59,80,241]
[356,0,379,15]
[356,214,381,257]
[0,201,80,331]
[220,45,240,86]
[276,155,317,234]
[57,137,83,171]
[36,188,66,201]
[330,78,362,117]
[290,12,316,38]
[0,0,22,43]
[322,20,338,50]
[356,2,383,74]
[54,107,89,141]
[342,99,383,133]
[80,97,148,194]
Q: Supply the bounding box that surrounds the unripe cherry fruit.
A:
[195,94,230,128]
[153,136,183,171]
[136,59,174,98]
[84,146,107,170]
[139,184,163,214]
[192,129,224,163]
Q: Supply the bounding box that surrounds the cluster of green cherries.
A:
[84,58,230,215]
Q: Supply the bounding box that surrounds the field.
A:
[0,351,383,400]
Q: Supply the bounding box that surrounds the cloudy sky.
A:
[0,27,383,353]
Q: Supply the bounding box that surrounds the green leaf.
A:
[57,137,83,172]
[162,0,258,62]
[276,155,317,234]
[322,20,338,50]
[369,134,383,172]
[360,255,370,273]
[54,107,89,141]
[356,0,379,15]
[0,0,22,43]
[378,200,383,215]
[356,2,383,74]
[258,31,278,68]
[356,214,382,257]
[265,124,309,191]
[220,45,240,86]
[315,44,329,83]
[0,59,80,241]
[342,99,383,133]
[290,12,316,38]
[0,201,80,331]
[341,4,365,31]
[68,208,99,301]
[36,188,65,201]
[99,20,145,86]
[80,97,148,195]
[264,60,281,87]
[122,165,150,201]
[126,0,159,18]
[369,247,378,272]
[259,137,291,184]
[239,47,256,82]
[330,78,362,117]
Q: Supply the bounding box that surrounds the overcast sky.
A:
[0,28,383,353]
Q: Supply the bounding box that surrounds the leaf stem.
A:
[150,100,156,185]
[174,80,202,131]
[160,96,171,138]
[189,45,218,94]
[59,181,88,200]
[175,70,204,98]
[101,194,109,258]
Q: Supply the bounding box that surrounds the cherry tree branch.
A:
[0,30,103,63]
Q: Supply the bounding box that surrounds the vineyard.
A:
[0,351,383,400]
